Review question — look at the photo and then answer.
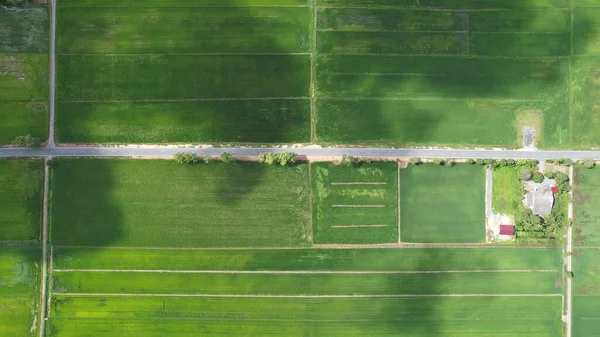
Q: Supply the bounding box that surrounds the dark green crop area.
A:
[0,7,49,145]
[311,162,398,244]
[53,247,562,271]
[50,159,311,248]
[573,248,600,337]
[55,1,312,144]
[400,164,486,243]
[0,248,40,337]
[0,159,43,242]
[54,0,600,148]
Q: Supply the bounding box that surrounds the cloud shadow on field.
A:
[315,0,595,148]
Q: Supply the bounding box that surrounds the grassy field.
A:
[573,168,600,336]
[0,7,49,145]
[53,247,562,271]
[47,246,563,336]
[573,248,600,337]
[50,159,311,247]
[48,296,562,337]
[0,159,44,242]
[573,168,600,246]
[56,1,312,144]
[56,100,310,144]
[400,164,486,243]
[0,248,40,337]
[314,1,571,148]
[492,166,524,215]
[311,162,398,244]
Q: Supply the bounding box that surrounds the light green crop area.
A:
[50,159,311,248]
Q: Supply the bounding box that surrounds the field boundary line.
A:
[59,97,310,103]
[37,159,50,337]
[309,0,317,143]
[331,182,387,185]
[52,293,563,298]
[568,0,574,145]
[53,244,561,250]
[331,224,387,228]
[316,6,570,11]
[308,163,314,244]
[59,5,310,8]
[331,204,385,208]
[58,53,311,56]
[318,97,543,103]
[397,162,401,244]
[319,29,469,34]
[46,245,53,319]
[319,52,570,59]
[52,269,558,274]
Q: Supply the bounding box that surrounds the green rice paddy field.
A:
[400,164,486,243]
[54,0,600,148]
[311,162,398,244]
[0,159,44,242]
[48,247,563,337]
[573,168,600,337]
[50,159,311,248]
[0,7,49,145]
[0,248,41,337]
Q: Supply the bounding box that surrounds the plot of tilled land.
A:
[48,247,563,337]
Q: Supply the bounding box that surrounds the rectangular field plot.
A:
[53,247,562,271]
[0,102,48,145]
[48,296,562,337]
[57,55,310,101]
[311,162,398,244]
[52,270,561,295]
[55,100,310,144]
[50,159,311,248]
[574,296,600,337]
[573,168,600,246]
[0,248,40,337]
[400,164,486,243]
[57,7,311,54]
[0,7,48,53]
[573,248,600,336]
[0,159,43,242]
[572,57,600,147]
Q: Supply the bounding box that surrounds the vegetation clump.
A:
[258,152,297,166]
[174,152,198,164]
[12,134,40,149]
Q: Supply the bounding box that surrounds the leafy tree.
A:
[410,157,422,165]
[220,152,234,163]
[531,172,544,183]
[341,155,361,167]
[579,159,596,169]
[12,134,39,149]
[522,170,533,181]
[278,152,296,166]
[466,158,476,165]
[475,159,486,165]
[529,214,542,225]
[203,156,213,164]
[258,152,278,165]
[444,159,455,167]
[544,171,555,179]
[554,172,569,184]
[174,152,198,164]
[432,158,445,165]
[506,159,516,167]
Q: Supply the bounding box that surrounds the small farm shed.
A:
[499,225,515,236]
[525,184,554,216]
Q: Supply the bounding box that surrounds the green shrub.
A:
[579,159,596,169]
[203,156,213,164]
[531,172,544,183]
[12,134,39,149]
[410,157,423,165]
[174,152,198,164]
[432,158,445,165]
[220,152,234,163]
[544,171,555,179]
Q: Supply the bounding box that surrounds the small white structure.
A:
[525,184,554,216]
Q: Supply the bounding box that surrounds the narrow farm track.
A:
[53,293,563,299]
[37,160,50,337]
[51,269,558,274]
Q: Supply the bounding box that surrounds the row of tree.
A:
[174,152,233,164]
